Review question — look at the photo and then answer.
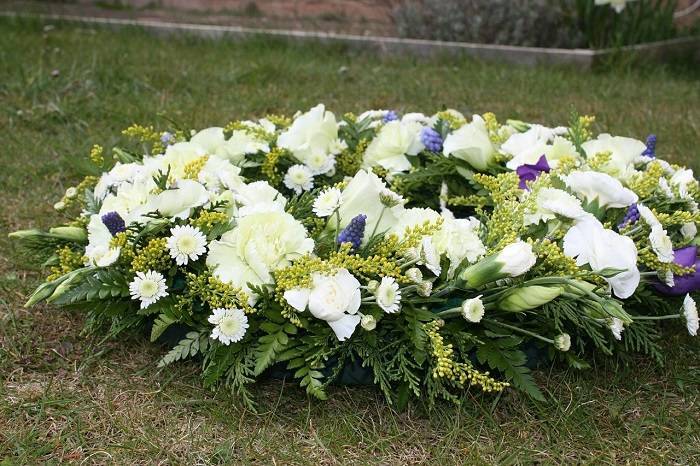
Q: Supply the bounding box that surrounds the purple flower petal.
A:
[652,246,700,295]
[516,155,550,190]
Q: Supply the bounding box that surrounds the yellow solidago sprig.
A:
[122,123,165,154]
[261,147,288,186]
[530,238,580,277]
[89,144,104,166]
[482,112,508,145]
[179,272,254,315]
[424,320,508,393]
[435,110,466,130]
[265,114,292,129]
[627,160,666,199]
[130,237,170,273]
[224,120,275,143]
[55,175,99,212]
[47,246,85,281]
[336,138,368,177]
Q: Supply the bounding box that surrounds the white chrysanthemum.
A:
[683,294,699,337]
[208,307,249,345]
[129,270,168,309]
[375,277,401,314]
[167,225,207,265]
[554,334,571,352]
[313,187,342,217]
[283,164,314,194]
[461,296,485,323]
[609,318,624,341]
[649,224,674,263]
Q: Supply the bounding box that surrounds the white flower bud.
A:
[366,280,380,293]
[461,296,484,323]
[417,280,433,297]
[64,187,78,198]
[405,267,423,284]
[360,314,377,331]
[53,201,66,211]
[554,333,571,352]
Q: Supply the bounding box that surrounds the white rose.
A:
[207,210,314,293]
[442,115,497,171]
[581,134,646,180]
[277,104,341,169]
[363,120,424,173]
[149,179,209,219]
[564,171,638,209]
[563,216,639,299]
[283,269,361,341]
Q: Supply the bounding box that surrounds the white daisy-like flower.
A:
[683,294,699,337]
[461,296,484,323]
[312,187,342,217]
[649,224,674,263]
[283,164,314,194]
[554,333,571,352]
[375,276,401,313]
[129,270,168,309]
[609,317,624,341]
[167,225,207,266]
[208,307,249,345]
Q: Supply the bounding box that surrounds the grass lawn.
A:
[1,17,699,464]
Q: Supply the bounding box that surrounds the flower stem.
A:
[484,319,554,345]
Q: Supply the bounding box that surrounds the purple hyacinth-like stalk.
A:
[337,214,367,250]
[515,155,550,190]
[383,111,399,123]
[101,211,126,236]
[160,131,174,146]
[618,203,640,229]
[641,134,656,158]
[420,127,443,152]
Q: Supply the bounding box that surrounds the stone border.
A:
[3,11,699,68]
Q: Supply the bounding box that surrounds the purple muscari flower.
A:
[618,203,640,229]
[337,214,367,250]
[641,134,656,158]
[652,246,700,296]
[160,131,174,146]
[101,211,126,236]
[383,111,399,123]
[516,155,550,190]
[420,127,443,152]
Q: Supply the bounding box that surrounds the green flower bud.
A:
[49,226,87,243]
[498,285,562,312]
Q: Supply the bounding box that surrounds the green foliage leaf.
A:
[158,331,209,368]
[476,337,545,402]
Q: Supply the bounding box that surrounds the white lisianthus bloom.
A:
[581,134,646,180]
[681,222,697,241]
[277,104,341,173]
[649,224,674,263]
[333,170,403,242]
[375,277,401,314]
[149,179,210,220]
[283,164,314,194]
[129,270,168,309]
[234,181,287,217]
[84,215,121,267]
[497,241,537,277]
[461,296,485,323]
[167,225,207,265]
[190,127,269,165]
[670,168,696,199]
[198,156,244,192]
[390,208,441,240]
[503,125,576,170]
[563,216,639,299]
[524,187,587,225]
[442,115,497,171]
[432,216,486,277]
[206,210,314,293]
[362,120,424,173]
[609,317,625,340]
[313,187,342,217]
[554,334,571,352]
[683,294,699,336]
[595,0,637,13]
[636,203,660,228]
[208,307,249,345]
[563,171,638,208]
[283,269,362,341]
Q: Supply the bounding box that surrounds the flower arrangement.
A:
[12,104,700,407]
